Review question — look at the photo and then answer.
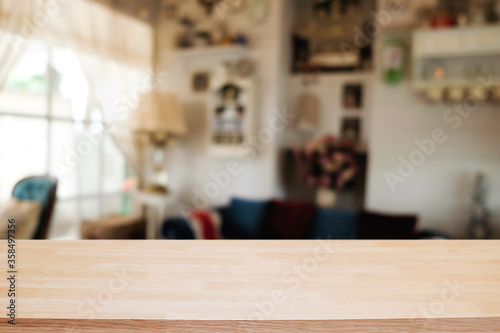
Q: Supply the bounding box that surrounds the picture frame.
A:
[192,72,210,92]
[341,117,361,142]
[208,75,254,157]
[343,83,363,110]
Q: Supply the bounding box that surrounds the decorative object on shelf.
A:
[457,13,468,27]
[249,0,270,25]
[177,17,197,48]
[416,0,469,28]
[192,72,210,92]
[233,32,248,46]
[313,0,332,20]
[470,84,490,101]
[484,1,500,23]
[345,0,360,16]
[468,172,492,239]
[343,84,362,109]
[129,93,187,194]
[471,5,486,25]
[382,39,404,84]
[211,22,227,44]
[426,87,445,102]
[198,0,221,15]
[208,63,254,156]
[295,135,357,207]
[492,85,500,101]
[295,93,320,133]
[447,86,465,102]
[212,21,233,45]
[430,11,454,28]
[330,0,342,19]
[341,118,360,143]
[235,58,255,78]
[309,52,359,72]
[464,61,491,80]
[423,60,446,81]
[192,31,212,47]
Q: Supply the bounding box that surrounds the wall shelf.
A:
[413,78,500,90]
[165,45,248,58]
[412,26,500,96]
[413,26,500,59]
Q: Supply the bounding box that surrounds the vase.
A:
[316,188,337,208]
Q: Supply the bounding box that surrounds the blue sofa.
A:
[161,197,441,240]
[12,176,58,239]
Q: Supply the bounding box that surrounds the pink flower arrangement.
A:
[295,135,357,190]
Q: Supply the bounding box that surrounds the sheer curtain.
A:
[44,0,154,180]
[77,53,150,179]
[40,0,153,69]
[0,0,46,87]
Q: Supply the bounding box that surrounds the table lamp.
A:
[129,92,186,194]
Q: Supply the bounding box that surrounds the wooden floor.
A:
[1,240,500,332]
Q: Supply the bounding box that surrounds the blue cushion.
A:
[308,208,358,239]
[220,198,268,239]
[12,178,55,210]
[162,217,195,240]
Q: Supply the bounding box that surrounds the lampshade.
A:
[129,92,187,136]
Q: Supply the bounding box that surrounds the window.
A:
[0,41,126,239]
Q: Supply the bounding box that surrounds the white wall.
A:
[283,72,373,151]
[283,1,500,238]
[364,0,500,238]
[366,78,500,238]
[156,0,289,209]
[156,0,500,238]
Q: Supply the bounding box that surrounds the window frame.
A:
[0,46,124,232]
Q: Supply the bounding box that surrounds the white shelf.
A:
[165,45,248,58]
[291,71,373,79]
[413,26,500,59]
[413,79,500,90]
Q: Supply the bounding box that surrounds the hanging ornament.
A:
[198,0,222,15]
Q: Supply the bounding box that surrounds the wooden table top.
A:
[1,240,500,332]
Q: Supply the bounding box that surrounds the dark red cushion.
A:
[357,211,417,239]
[260,200,316,239]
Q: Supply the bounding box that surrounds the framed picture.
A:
[192,72,210,92]
[341,117,360,142]
[343,84,363,110]
[212,82,246,146]
[208,74,254,157]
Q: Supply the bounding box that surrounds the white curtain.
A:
[77,53,151,178]
[0,0,154,69]
[51,0,153,69]
[53,0,154,179]
[0,0,155,180]
[0,0,46,87]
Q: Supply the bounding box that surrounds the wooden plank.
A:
[1,240,500,332]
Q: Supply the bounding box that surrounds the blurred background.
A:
[1,0,499,241]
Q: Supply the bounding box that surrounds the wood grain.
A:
[1,240,499,332]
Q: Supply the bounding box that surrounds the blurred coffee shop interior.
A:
[1,0,500,241]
